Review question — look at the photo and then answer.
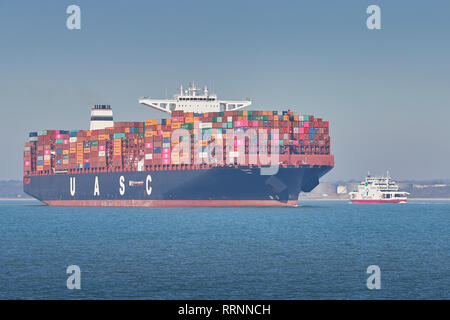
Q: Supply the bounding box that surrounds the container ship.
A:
[349,172,409,203]
[23,84,334,207]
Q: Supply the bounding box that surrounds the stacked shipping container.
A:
[24,110,331,176]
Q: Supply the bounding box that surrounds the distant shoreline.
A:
[1,197,449,202]
[299,198,450,201]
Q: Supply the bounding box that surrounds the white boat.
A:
[349,171,409,203]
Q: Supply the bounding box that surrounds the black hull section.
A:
[24,166,332,207]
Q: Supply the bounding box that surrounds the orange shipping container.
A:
[145,119,158,126]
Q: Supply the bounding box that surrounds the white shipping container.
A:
[98,151,105,157]
[227,116,233,122]
[200,122,212,129]
[199,152,207,158]
[69,137,77,143]
[44,155,51,161]
[162,143,171,148]
[145,154,153,160]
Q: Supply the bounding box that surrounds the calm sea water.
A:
[0,200,448,299]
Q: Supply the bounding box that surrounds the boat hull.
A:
[350,199,407,203]
[24,165,333,207]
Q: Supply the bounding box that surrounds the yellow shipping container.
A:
[84,148,90,153]
[44,160,51,166]
[162,132,171,138]
[63,150,69,155]
[37,165,43,171]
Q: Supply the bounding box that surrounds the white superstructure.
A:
[139,83,252,114]
[90,105,114,130]
[349,171,409,203]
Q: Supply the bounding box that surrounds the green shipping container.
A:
[91,140,98,146]
[55,139,63,144]
[114,133,125,139]
[180,123,193,130]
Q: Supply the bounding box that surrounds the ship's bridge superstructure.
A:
[139,84,252,114]
[90,105,113,130]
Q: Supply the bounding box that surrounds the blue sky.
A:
[1,0,449,181]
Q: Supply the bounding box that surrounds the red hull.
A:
[43,199,299,207]
[351,199,407,203]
